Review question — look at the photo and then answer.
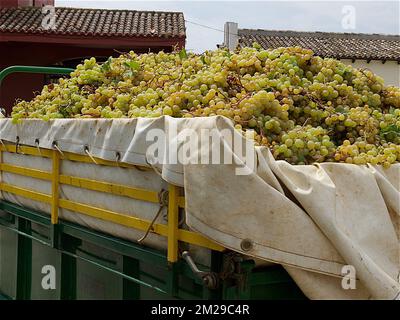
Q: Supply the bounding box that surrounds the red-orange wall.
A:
[0,0,54,8]
[0,41,179,114]
[0,2,185,113]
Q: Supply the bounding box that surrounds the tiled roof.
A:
[0,6,186,38]
[238,29,400,62]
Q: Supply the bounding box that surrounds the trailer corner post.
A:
[167,184,179,263]
[51,150,60,225]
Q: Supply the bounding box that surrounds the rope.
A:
[114,151,146,171]
[35,139,42,156]
[115,152,121,167]
[15,137,24,155]
[137,189,169,244]
[145,158,163,177]
[133,164,146,171]
[0,139,6,151]
[52,142,64,158]
[84,147,98,165]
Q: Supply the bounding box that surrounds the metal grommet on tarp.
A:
[240,238,254,252]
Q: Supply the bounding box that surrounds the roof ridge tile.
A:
[0,6,185,40]
[238,28,400,62]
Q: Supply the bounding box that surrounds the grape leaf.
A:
[380,124,400,141]
[201,54,211,65]
[384,125,400,133]
[343,70,352,79]
[58,104,72,118]
[381,124,400,133]
[124,60,140,71]
[179,48,188,60]
[101,57,113,72]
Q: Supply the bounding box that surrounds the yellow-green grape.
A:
[9,45,400,166]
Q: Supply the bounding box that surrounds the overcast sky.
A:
[55,0,400,53]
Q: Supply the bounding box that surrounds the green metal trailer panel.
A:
[0,200,306,300]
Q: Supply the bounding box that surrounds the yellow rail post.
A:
[167,184,179,263]
[0,142,225,252]
[51,150,60,224]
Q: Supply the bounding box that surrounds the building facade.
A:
[223,22,399,86]
[0,2,186,113]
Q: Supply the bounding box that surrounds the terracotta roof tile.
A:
[238,29,400,62]
[0,6,186,39]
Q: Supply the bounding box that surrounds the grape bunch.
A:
[10,44,400,166]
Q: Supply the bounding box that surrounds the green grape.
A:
[9,45,400,166]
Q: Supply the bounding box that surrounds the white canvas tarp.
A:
[0,116,398,300]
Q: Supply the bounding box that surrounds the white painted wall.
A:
[341,59,400,86]
[224,22,239,51]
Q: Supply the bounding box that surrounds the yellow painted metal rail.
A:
[0,144,224,262]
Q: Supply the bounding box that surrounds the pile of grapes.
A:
[10,45,400,166]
